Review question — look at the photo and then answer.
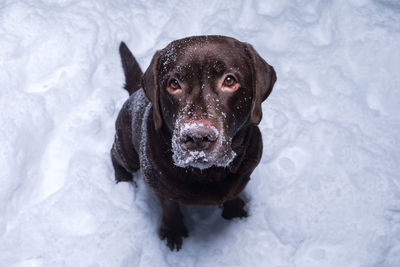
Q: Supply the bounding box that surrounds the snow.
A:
[171,120,236,169]
[0,0,399,266]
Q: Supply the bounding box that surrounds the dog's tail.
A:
[119,42,143,95]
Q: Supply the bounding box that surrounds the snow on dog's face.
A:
[171,117,236,169]
[141,36,276,169]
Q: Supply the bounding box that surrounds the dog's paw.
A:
[158,224,188,251]
[221,197,248,220]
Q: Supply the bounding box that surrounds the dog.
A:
[111,35,276,251]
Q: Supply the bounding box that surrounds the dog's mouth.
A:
[171,120,236,169]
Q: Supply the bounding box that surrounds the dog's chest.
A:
[127,89,249,204]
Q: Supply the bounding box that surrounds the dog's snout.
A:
[183,132,216,150]
[181,121,218,151]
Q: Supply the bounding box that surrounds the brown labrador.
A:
[111,35,276,251]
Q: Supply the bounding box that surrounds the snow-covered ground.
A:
[1,0,400,266]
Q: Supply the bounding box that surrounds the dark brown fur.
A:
[111,36,276,251]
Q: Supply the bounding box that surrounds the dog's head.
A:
[141,36,276,169]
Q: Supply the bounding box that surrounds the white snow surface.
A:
[1,0,400,266]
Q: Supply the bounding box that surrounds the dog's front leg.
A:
[221,197,248,220]
[157,197,188,251]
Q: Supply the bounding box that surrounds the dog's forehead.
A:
[159,36,249,76]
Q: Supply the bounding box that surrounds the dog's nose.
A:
[181,121,218,151]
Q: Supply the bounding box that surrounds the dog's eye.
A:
[169,79,181,90]
[221,75,239,92]
[223,75,236,87]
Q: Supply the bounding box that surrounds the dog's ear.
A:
[245,43,277,125]
[141,50,162,131]
[119,42,143,95]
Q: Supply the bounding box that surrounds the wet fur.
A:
[111,36,276,251]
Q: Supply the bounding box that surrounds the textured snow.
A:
[0,0,400,266]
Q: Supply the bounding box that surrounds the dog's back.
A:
[111,42,146,182]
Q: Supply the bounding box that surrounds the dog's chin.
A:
[171,146,236,170]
